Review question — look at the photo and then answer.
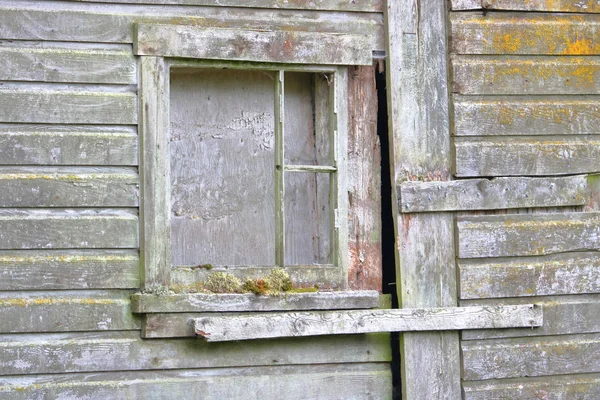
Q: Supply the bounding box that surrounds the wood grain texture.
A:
[462,295,600,340]
[132,291,380,313]
[135,24,372,65]
[194,305,541,341]
[0,250,139,290]
[0,42,136,84]
[0,167,138,207]
[400,175,589,212]
[0,290,140,333]
[0,84,137,124]
[0,209,138,250]
[0,331,391,376]
[460,252,600,299]
[451,12,600,55]
[0,364,392,400]
[0,1,384,50]
[464,0,600,13]
[453,56,600,95]
[462,333,600,380]
[450,0,481,10]
[458,212,600,258]
[0,124,137,165]
[455,136,600,177]
[454,95,600,136]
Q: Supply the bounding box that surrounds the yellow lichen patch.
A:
[493,33,522,53]
[563,38,600,55]
[0,298,118,307]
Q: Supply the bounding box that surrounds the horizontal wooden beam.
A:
[193,304,542,342]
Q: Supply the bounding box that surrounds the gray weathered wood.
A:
[462,295,600,340]
[193,305,542,342]
[0,331,391,376]
[454,95,600,136]
[131,291,380,313]
[0,42,136,84]
[458,212,600,258]
[451,13,600,55]
[462,333,600,381]
[455,137,600,177]
[400,175,589,213]
[460,253,600,299]
[453,56,600,95]
[0,124,138,166]
[450,0,481,10]
[0,167,138,207]
[0,209,138,250]
[0,290,140,333]
[0,84,137,124]
[454,0,600,12]
[135,24,372,65]
[0,250,139,290]
[0,364,392,400]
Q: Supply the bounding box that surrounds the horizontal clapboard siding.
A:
[0,331,390,376]
[455,137,600,177]
[0,209,138,249]
[0,125,138,165]
[0,42,136,84]
[0,364,392,399]
[0,291,140,333]
[462,295,600,340]
[451,0,600,13]
[463,333,600,380]
[451,13,600,55]
[454,95,600,136]
[0,250,139,290]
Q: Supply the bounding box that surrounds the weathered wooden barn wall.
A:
[0,1,389,398]
[450,0,600,398]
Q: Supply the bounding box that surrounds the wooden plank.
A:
[454,95,600,136]
[0,42,136,84]
[131,291,380,313]
[0,331,391,376]
[0,84,137,125]
[65,0,384,12]
[0,2,384,51]
[0,167,138,207]
[400,175,589,213]
[463,374,600,400]
[193,305,542,342]
[467,0,600,13]
[0,124,138,166]
[0,364,392,399]
[457,212,600,258]
[0,290,140,333]
[462,333,600,380]
[450,0,481,10]
[451,13,600,55]
[135,24,372,65]
[462,295,600,340]
[455,136,600,177]
[0,209,138,250]
[0,250,139,290]
[453,56,600,95]
[460,253,600,299]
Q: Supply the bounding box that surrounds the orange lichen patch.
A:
[563,38,600,55]
[493,33,523,53]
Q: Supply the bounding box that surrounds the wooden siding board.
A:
[454,95,600,136]
[454,136,600,177]
[0,209,138,250]
[457,212,600,258]
[0,250,139,290]
[466,0,600,13]
[0,291,140,333]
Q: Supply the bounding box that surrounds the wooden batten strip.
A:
[453,56,600,95]
[450,0,481,10]
[452,0,600,13]
[193,305,542,342]
[135,24,372,65]
[455,136,600,177]
[451,13,600,55]
[399,175,589,213]
[457,212,600,259]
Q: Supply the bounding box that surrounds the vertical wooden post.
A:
[274,70,285,268]
[385,1,462,399]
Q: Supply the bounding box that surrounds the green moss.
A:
[265,268,293,292]
[203,272,242,293]
[242,278,270,295]
[287,286,319,293]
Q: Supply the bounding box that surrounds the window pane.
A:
[284,72,331,166]
[284,172,331,265]
[169,68,275,266]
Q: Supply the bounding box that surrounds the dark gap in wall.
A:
[376,64,401,400]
